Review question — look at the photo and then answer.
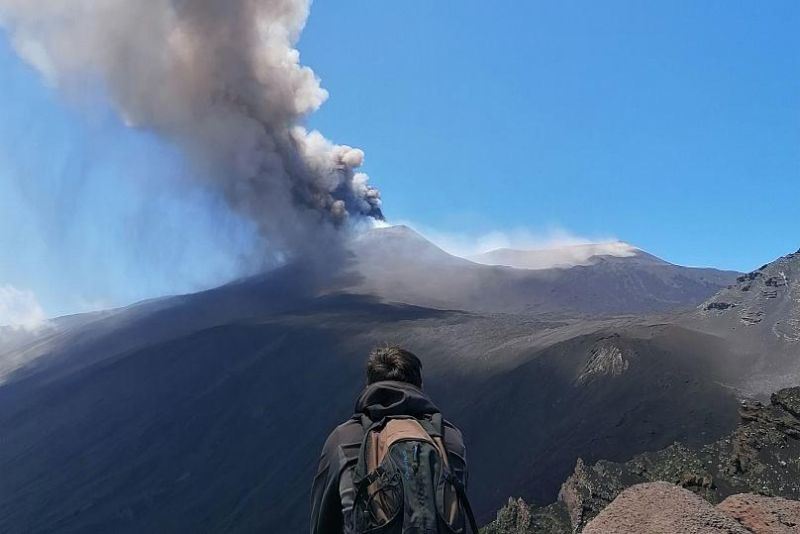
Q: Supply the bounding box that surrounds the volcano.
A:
[2,229,796,533]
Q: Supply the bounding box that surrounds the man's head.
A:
[366,346,423,388]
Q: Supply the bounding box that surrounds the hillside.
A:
[1,233,796,533]
[0,293,743,532]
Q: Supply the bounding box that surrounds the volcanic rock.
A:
[581,482,750,534]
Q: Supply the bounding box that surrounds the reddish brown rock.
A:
[582,482,749,534]
[716,493,800,533]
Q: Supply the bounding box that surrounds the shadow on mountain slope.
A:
[460,324,741,523]
[0,296,742,532]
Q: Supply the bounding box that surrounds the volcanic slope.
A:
[0,231,759,533]
[0,302,742,531]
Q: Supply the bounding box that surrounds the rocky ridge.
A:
[482,386,800,533]
[697,248,800,342]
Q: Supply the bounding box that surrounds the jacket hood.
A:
[354,381,440,421]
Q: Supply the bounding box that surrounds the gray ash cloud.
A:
[0,0,382,260]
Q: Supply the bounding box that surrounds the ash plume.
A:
[0,0,382,260]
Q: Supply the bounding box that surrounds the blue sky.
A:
[301,1,799,267]
[0,1,798,319]
[0,37,258,317]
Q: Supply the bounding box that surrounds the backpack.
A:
[350,413,479,533]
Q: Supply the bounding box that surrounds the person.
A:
[310,346,473,533]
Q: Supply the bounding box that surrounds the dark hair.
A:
[366,346,423,388]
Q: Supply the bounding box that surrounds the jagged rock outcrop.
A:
[577,338,632,384]
[480,498,532,534]
[481,386,800,533]
[480,497,571,534]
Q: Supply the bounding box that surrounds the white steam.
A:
[469,242,639,270]
[0,285,47,330]
[391,223,639,270]
[0,0,382,259]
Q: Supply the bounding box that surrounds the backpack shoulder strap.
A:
[444,471,479,534]
[353,415,380,479]
[423,414,479,533]
[352,414,386,510]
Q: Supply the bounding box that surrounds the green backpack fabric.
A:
[350,414,478,534]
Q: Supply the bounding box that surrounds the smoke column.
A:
[0,0,382,261]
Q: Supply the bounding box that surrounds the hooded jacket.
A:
[309,381,468,534]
